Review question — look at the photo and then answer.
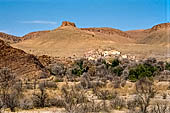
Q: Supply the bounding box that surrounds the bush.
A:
[71,59,89,76]
[112,66,124,76]
[127,99,139,111]
[45,81,57,89]
[111,59,120,67]
[128,64,157,81]
[32,83,48,108]
[47,98,65,108]
[96,90,117,100]
[165,62,170,70]
[19,98,33,110]
[48,63,66,76]
[110,96,126,110]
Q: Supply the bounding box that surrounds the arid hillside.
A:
[126,23,170,45]
[0,39,49,79]
[0,32,22,43]
[0,22,168,59]
[12,21,134,57]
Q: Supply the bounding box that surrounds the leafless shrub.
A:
[47,97,65,108]
[32,82,48,108]
[127,98,139,112]
[19,98,33,110]
[95,89,117,100]
[135,78,156,113]
[80,73,91,89]
[3,90,19,112]
[78,99,103,113]
[48,63,66,76]
[0,67,20,112]
[113,77,121,88]
[46,81,58,89]
[150,102,170,113]
[110,96,126,110]
[14,80,23,94]
[61,86,88,113]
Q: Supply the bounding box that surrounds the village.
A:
[83,48,136,61]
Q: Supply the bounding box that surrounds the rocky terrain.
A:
[126,23,170,45]
[0,39,49,79]
[0,32,22,43]
[80,27,131,38]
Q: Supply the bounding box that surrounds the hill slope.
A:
[126,23,170,45]
[12,21,134,57]
[0,39,48,79]
[0,32,22,43]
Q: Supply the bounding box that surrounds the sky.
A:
[0,0,169,36]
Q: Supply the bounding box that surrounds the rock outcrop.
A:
[0,39,49,79]
[60,21,76,27]
[146,23,170,32]
[22,30,50,40]
[0,32,22,43]
[81,27,131,38]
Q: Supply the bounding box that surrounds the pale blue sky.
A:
[0,0,169,36]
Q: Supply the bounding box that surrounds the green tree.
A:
[129,64,157,81]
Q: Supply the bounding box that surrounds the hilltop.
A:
[126,23,170,45]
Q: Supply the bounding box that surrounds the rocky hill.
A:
[0,32,22,43]
[22,30,50,41]
[81,27,131,38]
[138,23,170,45]
[146,23,170,32]
[126,23,170,45]
[60,21,76,27]
[12,21,133,57]
[0,39,49,79]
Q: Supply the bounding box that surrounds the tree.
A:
[129,64,157,81]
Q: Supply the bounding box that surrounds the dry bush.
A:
[32,82,48,108]
[127,98,139,112]
[0,67,22,112]
[135,78,156,113]
[38,81,57,89]
[76,99,103,113]
[48,63,66,76]
[95,89,117,100]
[47,97,65,108]
[19,98,33,110]
[110,96,126,110]
[61,86,88,113]
[150,102,170,113]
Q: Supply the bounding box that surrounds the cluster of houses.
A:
[84,49,136,61]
